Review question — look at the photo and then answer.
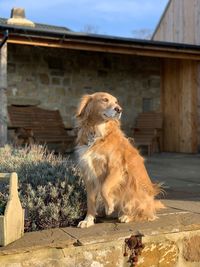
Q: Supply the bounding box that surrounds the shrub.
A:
[0,188,8,215]
[0,145,86,231]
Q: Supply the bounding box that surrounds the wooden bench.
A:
[7,106,76,153]
[133,112,163,156]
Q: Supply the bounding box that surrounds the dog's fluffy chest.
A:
[76,123,108,181]
[77,141,106,182]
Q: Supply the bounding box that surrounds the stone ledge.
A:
[0,229,199,267]
[0,199,200,266]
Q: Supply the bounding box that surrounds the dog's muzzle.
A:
[104,107,122,119]
[114,106,122,119]
[114,106,122,114]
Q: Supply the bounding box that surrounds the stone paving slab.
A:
[145,153,200,204]
[146,153,200,197]
[164,199,200,214]
[0,228,75,255]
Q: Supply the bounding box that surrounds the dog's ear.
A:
[76,94,92,118]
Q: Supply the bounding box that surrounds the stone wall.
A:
[0,230,200,267]
[7,44,161,135]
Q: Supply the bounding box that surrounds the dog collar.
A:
[87,132,96,147]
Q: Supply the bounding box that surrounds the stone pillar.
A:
[0,42,8,147]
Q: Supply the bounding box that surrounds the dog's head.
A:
[76,92,122,124]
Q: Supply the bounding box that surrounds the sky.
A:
[0,0,169,38]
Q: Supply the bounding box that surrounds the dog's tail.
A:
[153,182,166,196]
[153,183,166,210]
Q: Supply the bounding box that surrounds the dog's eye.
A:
[102,98,109,102]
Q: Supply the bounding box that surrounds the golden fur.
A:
[76,92,164,228]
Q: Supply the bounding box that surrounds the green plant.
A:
[0,145,86,231]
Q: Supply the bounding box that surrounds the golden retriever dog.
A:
[76,92,164,228]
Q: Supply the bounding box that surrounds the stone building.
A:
[0,7,200,153]
[7,44,161,134]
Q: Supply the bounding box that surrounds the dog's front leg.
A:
[101,170,120,215]
[78,183,97,228]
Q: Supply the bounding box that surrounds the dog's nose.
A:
[114,106,122,113]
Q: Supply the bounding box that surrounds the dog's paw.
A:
[147,215,158,221]
[118,215,132,223]
[78,220,94,228]
[77,215,95,228]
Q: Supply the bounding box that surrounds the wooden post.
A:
[161,58,198,153]
[0,172,24,246]
[0,42,8,147]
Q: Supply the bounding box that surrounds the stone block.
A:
[63,77,71,86]
[149,76,161,89]
[52,77,61,85]
[51,70,65,76]
[7,97,41,106]
[7,63,16,73]
[39,73,49,85]
[14,54,31,63]
[138,242,178,267]
[10,75,22,83]
[45,56,64,70]
[56,87,66,96]
[183,235,200,262]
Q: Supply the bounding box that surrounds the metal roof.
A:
[0,13,200,58]
[0,17,71,35]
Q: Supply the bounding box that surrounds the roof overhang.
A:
[1,24,200,60]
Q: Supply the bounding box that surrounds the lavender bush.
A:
[0,145,86,231]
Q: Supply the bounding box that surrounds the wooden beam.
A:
[6,35,200,60]
[161,59,198,153]
[0,42,7,147]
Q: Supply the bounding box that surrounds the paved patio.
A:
[146,152,200,201]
